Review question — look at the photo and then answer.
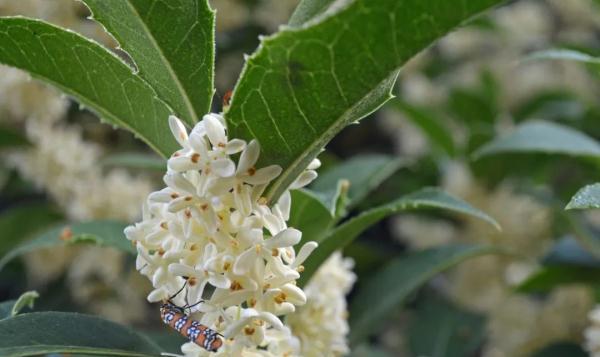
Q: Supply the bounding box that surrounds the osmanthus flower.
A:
[585,305,600,357]
[125,114,319,356]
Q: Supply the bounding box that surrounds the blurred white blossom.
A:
[585,305,600,357]
[287,251,356,357]
[0,0,150,323]
[486,285,594,357]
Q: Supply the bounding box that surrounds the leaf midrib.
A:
[262,71,397,202]
[123,0,199,123]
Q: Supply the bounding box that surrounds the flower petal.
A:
[233,248,257,275]
[208,274,231,289]
[275,190,291,221]
[164,173,196,195]
[292,241,318,268]
[147,287,168,302]
[168,263,197,277]
[266,228,301,248]
[212,158,236,177]
[168,115,188,147]
[245,165,282,185]
[167,155,197,172]
[281,283,307,305]
[290,169,318,189]
[237,139,260,174]
[308,158,321,170]
[204,114,227,147]
[226,139,246,154]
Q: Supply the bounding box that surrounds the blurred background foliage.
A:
[0,0,599,356]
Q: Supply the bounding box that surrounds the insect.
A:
[160,284,224,352]
[222,90,233,109]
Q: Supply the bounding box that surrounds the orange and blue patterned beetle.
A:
[160,302,224,352]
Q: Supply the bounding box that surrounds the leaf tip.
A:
[11,290,39,317]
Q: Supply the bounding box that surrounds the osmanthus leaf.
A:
[141,331,186,355]
[101,152,166,171]
[517,238,600,293]
[349,244,498,344]
[531,342,588,357]
[0,18,178,157]
[525,48,600,67]
[565,212,600,259]
[0,301,14,320]
[82,0,215,126]
[288,0,337,27]
[473,120,600,159]
[566,183,600,210]
[408,296,485,357]
[0,312,163,357]
[226,0,506,202]
[0,220,132,271]
[0,291,39,320]
[515,265,600,294]
[310,154,406,211]
[543,237,600,268]
[298,187,500,286]
[288,189,334,243]
[0,203,63,257]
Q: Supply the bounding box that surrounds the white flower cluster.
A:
[8,120,153,222]
[287,251,356,357]
[125,114,319,355]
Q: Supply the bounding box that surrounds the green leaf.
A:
[543,237,600,268]
[530,342,588,357]
[408,296,485,357]
[226,0,506,202]
[0,126,28,148]
[8,291,38,318]
[0,220,132,271]
[0,203,63,257]
[516,265,600,293]
[0,18,178,157]
[393,100,456,156]
[311,154,405,210]
[474,120,600,159]
[0,312,162,357]
[288,189,334,244]
[349,244,497,344]
[102,152,166,171]
[0,302,14,320]
[83,0,215,126]
[299,188,499,286]
[566,183,600,210]
[288,0,336,27]
[0,291,38,320]
[141,331,185,355]
[565,212,600,259]
[525,48,600,66]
